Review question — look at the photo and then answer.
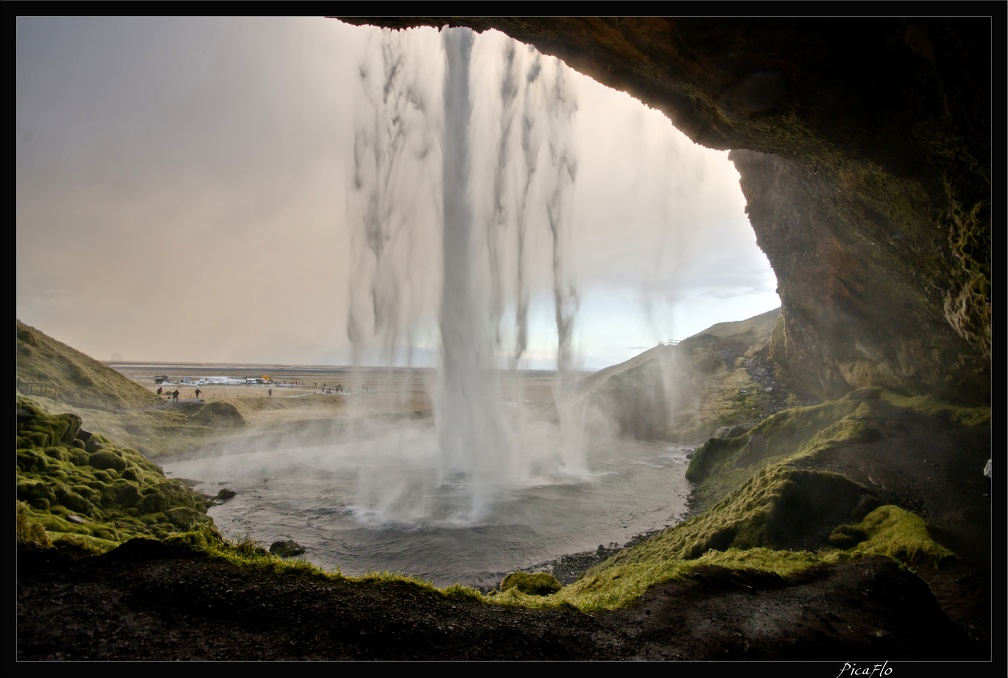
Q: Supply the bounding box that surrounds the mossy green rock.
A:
[15,396,214,550]
[500,571,563,596]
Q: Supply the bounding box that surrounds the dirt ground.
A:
[14,540,990,665]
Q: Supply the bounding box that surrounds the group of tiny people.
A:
[156,386,182,402]
[153,381,365,402]
[155,386,200,402]
[315,383,355,394]
[155,385,284,401]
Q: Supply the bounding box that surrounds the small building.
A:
[154,375,170,384]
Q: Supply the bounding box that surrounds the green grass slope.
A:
[17,320,162,411]
[16,319,248,459]
[575,307,795,442]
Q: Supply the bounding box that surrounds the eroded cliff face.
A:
[334,17,991,405]
[733,149,989,403]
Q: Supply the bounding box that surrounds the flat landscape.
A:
[110,362,570,428]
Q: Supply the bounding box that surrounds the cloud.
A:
[16,17,778,370]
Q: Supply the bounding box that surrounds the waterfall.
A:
[347,26,586,525]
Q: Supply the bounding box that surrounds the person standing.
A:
[195,388,202,399]
[984,458,991,497]
[172,389,180,403]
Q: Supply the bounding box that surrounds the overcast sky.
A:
[16,16,780,371]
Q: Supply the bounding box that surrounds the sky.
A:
[16,16,780,371]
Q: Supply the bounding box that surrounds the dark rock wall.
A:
[732,149,989,403]
[333,17,992,405]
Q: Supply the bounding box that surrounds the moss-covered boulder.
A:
[269,540,306,558]
[500,571,563,596]
[15,396,214,551]
[193,401,248,428]
[88,449,128,473]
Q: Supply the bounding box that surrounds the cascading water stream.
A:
[346,26,589,525]
[435,27,510,521]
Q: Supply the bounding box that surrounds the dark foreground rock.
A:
[17,537,990,666]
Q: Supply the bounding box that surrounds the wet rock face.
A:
[334,17,990,404]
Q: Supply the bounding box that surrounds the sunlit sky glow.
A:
[16,16,780,371]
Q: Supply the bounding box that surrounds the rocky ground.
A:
[14,539,990,665]
[16,534,997,669]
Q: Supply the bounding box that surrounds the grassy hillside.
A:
[17,320,162,411]
[575,308,800,443]
[16,319,250,459]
